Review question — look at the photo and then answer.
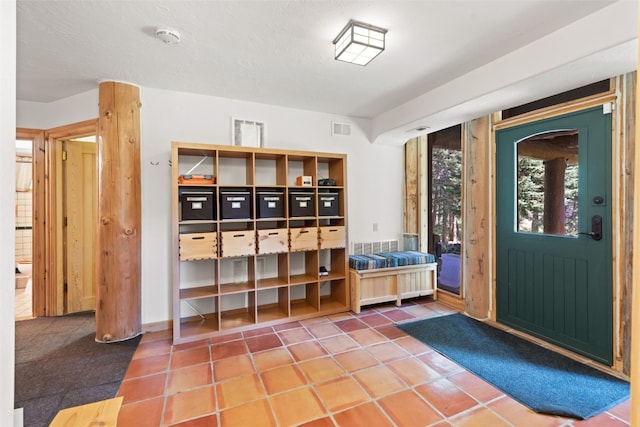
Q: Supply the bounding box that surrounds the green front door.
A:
[496,106,613,365]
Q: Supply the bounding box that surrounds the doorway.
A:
[15,139,33,319]
[429,125,463,295]
[495,106,613,365]
[17,120,97,318]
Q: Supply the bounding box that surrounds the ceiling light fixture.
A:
[333,20,387,66]
[155,27,181,44]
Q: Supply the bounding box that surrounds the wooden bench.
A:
[49,396,122,427]
[350,262,437,313]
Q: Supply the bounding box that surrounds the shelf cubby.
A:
[177,147,216,179]
[219,257,255,293]
[179,296,219,338]
[256,253,289,289]
[290,283,320,317]
[220,292,255,330]
[319,248,347,280]
[255,153,287,186]
[287,155,317,187]
[320,279,349,311]
[257,287,289,322]
[180,316,220,340]
[289,251,318,285]
[217,150,254,186]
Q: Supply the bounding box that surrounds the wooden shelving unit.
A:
[171,142,349,344]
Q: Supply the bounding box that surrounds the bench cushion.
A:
[349,251,435,270]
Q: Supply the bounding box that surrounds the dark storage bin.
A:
[181,190,215,221]
[318,192,339,216]
[220,190,252,220]
[289,192,315,217]
[257,191,284,218]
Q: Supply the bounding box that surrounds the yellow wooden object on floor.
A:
[49,396,122,427]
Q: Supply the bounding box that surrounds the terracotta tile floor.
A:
[116,299,631,426]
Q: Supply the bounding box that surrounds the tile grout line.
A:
[117,301,630,426]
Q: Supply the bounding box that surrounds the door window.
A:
[516,129,579,236]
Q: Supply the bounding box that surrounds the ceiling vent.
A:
[332,122,351,136]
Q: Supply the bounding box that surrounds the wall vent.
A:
[332,122,351,136]
[351,239,399,255]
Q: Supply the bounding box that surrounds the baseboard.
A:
[142,319,173,333]
[436,290,465,311]
[14,407,23,427]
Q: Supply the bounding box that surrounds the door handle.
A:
[579,215,602,241]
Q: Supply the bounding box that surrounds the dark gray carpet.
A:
[398,313,630,420]
[14,312,140,427]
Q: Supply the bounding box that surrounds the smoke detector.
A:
[155,27,181,44]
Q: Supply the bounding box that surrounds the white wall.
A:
[17,87,405,325]
[1,1,16,425]
[17,89,98,130]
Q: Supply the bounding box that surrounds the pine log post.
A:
[543,157,567,234]
[463,116,491,319]
[95,81,142,343]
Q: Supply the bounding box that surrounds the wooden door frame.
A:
[16,128,46,316]
[19,119,97,317]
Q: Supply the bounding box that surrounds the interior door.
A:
[495,106,612,365]
[64,139,97,313]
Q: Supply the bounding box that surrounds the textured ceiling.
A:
[16,0,638,130]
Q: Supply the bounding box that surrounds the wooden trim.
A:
[493,92,617,131]
[50,134,63,315]
[16,129,46,316]
[621,72,635,377]
[16,128,44,138]
[489,112,501,322]
[610,74,626,374]
[46,119,96,140]
[142,320,173,334]
[436,290,465,312]
[631,26,640,421]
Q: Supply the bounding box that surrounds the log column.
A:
[95,81,141,343]
[463,116,491,319]
[543,157,567,234]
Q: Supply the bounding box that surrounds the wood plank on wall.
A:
[463,116,491,318]
[630,41,640,422]
[621,72,634,376]
[404,138,419,236]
